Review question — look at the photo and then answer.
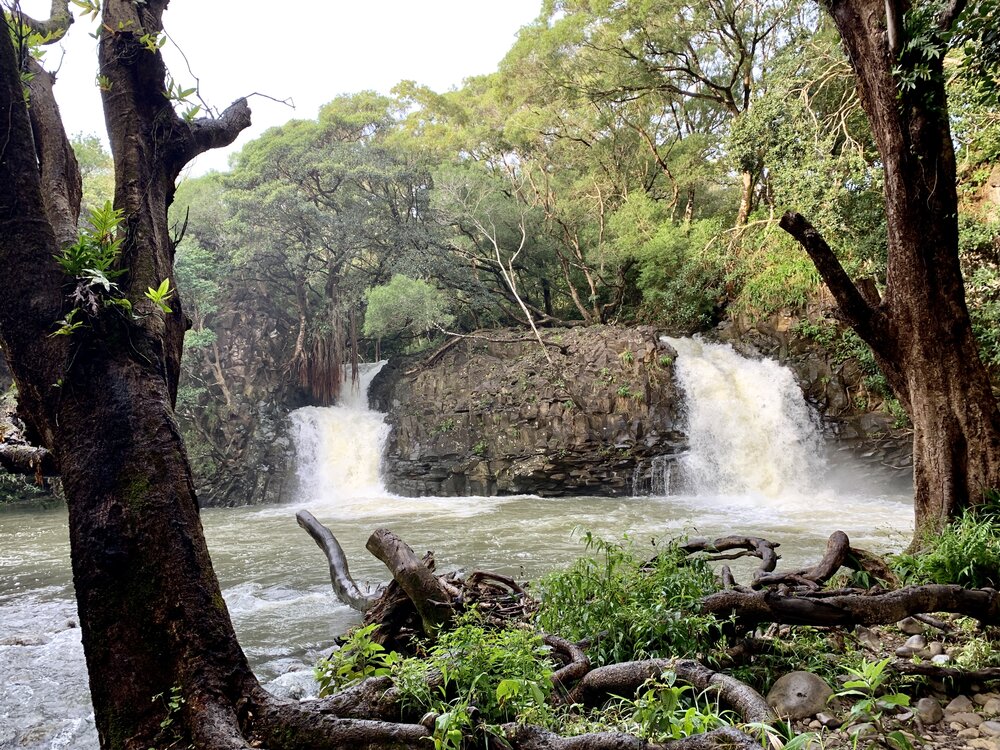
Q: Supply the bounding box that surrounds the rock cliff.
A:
[370,327,686,496]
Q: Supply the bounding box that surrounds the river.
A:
[0,340,914,749]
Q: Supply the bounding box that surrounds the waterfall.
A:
[289,361,390,503]
[662,337,827,498]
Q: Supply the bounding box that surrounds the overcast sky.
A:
[20,0,541,173]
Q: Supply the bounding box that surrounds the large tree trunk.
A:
[781,0,1000,542]
[1,4,256,748]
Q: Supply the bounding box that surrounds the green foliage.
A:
[145,278,174,314]
[730,627,843,691]
[535,534,720,666]
[392,611,555,727]
[610,674,732,742]
[363,275,453,339]
[315,624,399,695]
[955,633,1000,669]
[52,201,133,335]
[890,505,1000,588]
[835,656,912,749]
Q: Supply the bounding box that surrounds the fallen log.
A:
[701,584,1000,628]
[296,511,382,612]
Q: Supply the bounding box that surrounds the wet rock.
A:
[766,671,834,720]
[898,617,925,635]
[916,697,944,725]
[983,722,1000,737]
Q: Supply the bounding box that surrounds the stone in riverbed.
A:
[904,634,928,650]
[897,617,925,634]
[931,654,951,665]
[984,699,1000,717]
[916,697,944,724]
[927,641,945,657]
[982,721,1000,737]
[947,695,976,714]
[766,671,834,720]
[953,712,985,727]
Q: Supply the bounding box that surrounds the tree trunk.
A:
[781,0,1000,542]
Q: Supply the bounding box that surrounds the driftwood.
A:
[366,528,454,635]
[296,511,381,612]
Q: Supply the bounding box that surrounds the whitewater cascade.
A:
[289,361,390,502]
[663,336,827,498]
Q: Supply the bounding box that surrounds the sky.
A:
[20,0,542,173]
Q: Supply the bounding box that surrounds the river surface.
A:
[0,341,915,749]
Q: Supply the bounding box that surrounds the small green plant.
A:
[315,623,398,695]
[619,349,635,365]
[433,418,456,435]
[835,656,912,749]
[617,385,634,398]
[147,684,187,750]
[657,354,673,368]
[145,278,174,313]
[955,634,1000,669]
[618,674,731,741]
[472,440,487,457]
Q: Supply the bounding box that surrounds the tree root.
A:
[503,724,762,750]
[566,658,775,724]
[702,584,1000,627]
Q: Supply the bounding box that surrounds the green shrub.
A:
[891,505,1000,588]
[394,611,555,725]
[535,534,720,666]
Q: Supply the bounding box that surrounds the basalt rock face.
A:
[370,327,686,497]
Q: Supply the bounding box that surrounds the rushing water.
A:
[0,346,913,750]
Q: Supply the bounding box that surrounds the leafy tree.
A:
[71,132,114,217]
[363,274,453,342]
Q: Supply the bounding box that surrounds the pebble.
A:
[917,697,944,724]
[896,645,915,657]
[959,728,983,739]
[816,712,841,728]
[983,722,1000,737]
[856,626,881,652]
[931,654,952,665]
[905,634,928,650]
[969,740,1000,750]
[927,641,945,656]
[952,722,970,732]
[986,699,1000,717]
[898,617,925,634]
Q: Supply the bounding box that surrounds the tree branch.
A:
[185,97,252,163]
[10,0,73,42]
[296,510,382,612]
[779,211,886,343]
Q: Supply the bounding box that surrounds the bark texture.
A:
[781,0,1000,541]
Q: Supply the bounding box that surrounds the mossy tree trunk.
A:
[781,0,1000,544]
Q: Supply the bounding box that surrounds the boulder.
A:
[766,671,834,720]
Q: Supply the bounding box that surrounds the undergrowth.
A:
[890,502,1000,589]
[534,533,721,667]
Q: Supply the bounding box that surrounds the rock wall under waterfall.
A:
[370,326,686,496]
